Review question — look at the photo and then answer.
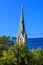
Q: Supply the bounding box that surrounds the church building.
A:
[17,7,27,44]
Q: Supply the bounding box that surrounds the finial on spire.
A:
[21,5,23,10]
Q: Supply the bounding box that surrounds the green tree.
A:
[0,36,43,65]
[0,36,10,44]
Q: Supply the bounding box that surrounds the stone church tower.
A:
[17,7,27,44]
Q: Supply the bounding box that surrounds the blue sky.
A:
[0,0,43,38]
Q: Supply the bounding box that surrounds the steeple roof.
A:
[20,6,24,22]
[20,7,25,32]
[17,7,27,43]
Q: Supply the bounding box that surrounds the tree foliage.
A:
[0,36,43,65]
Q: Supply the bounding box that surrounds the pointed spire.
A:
[20,6,25,32]
[17,6,27,44]
[20,6,24,22]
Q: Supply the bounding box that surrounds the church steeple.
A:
[17,7,27,44]
[20,7,25,33]
[20,6,24,22]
